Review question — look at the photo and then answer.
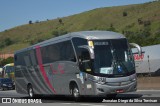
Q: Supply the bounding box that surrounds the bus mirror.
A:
[78,45,95,59]
[129,43,142,56]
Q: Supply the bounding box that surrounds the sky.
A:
[0,0,153,32]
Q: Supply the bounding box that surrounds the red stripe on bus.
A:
[35,46,56,93]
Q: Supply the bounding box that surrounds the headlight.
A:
[132,78,136,81]
[95,76,106,84]
[3,84,7,86]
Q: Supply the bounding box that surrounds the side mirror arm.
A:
[129,43,142,56]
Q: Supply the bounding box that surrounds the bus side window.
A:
[81,50,90,62]
[58,41,76,62]
[78,48,92,73]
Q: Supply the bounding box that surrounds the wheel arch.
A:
[69,80,80,95]
[27,83,32,89]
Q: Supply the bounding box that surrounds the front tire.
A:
[71,84,80,101]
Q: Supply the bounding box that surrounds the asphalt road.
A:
[0,90,160,106]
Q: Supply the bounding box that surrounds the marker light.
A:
[88,41,94,48]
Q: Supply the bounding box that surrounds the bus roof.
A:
[15,31,125,53]
[3,63,14,67]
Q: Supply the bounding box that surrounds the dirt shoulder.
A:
[137,76,160,90]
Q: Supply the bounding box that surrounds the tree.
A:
[58,18,64,25]
[29,20,32,24]
[0,57,14,66]
[58,18,62,24]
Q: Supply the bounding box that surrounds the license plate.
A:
[116,89,124,93]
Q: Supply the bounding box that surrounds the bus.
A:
[14,31,142,101]
[2,63,15,81]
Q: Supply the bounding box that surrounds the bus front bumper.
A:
[94,80,137,96]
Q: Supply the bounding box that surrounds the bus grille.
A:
[105,80,132,86]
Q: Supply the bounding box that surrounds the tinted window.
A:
[94,43,113,73]
[72,37,88,60]
[111,39,128,61]
[5,66,14,73]
[72,37,94,73]
[41,40,76,64]
[93,39,135,77]
[14,52,26,66]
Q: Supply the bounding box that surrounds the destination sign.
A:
[94,41,109,45]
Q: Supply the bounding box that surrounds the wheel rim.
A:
[29,87,33,97]
[73,87,79,98]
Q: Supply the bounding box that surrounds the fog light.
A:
[97,88,104,92]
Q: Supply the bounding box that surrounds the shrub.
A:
[138,18,143,25]
[143,20,151,27]
[52,30,68,37]
[107,24,117,32]
[123,11,128,17]
[52,30,59,37]
[4,38,13,46]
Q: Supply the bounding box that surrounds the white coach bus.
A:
[14,31,141,101]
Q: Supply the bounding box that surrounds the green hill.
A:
[0,1,160,53]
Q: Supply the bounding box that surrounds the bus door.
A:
[78,48,95,95]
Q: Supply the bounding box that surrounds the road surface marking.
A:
[137,90,160,92]
[80,104,106,106]
[60,103,106,106]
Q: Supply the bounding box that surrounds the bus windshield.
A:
[93,39,135,77]
[2,78,12,83]
[5,66,14,73]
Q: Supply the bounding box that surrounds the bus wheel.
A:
[72,85,80,101]
[28,85,34,98]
